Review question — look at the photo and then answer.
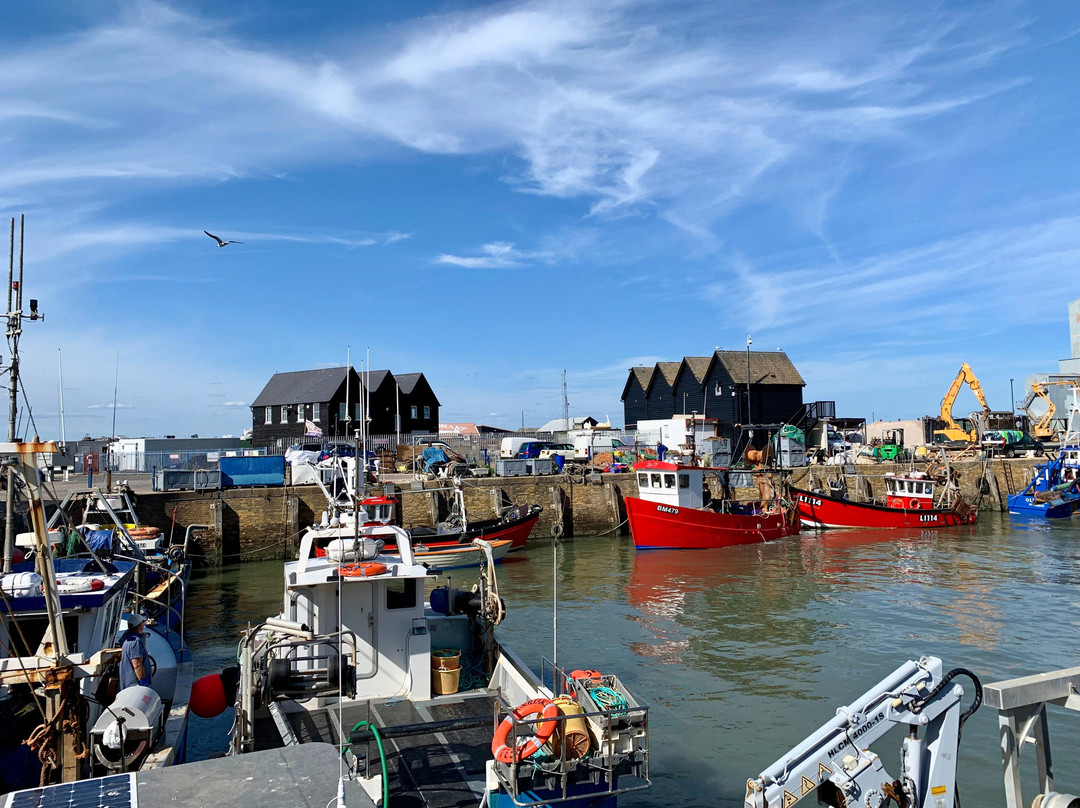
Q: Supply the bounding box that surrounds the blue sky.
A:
[3,0,1079,439]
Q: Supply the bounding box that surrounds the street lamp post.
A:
[745,335,752,424]
[1010,378,1015,414]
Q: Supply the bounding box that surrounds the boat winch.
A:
[263,654,356,701]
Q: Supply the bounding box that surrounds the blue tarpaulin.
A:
[421,447,449,470]
[86,529,114,553]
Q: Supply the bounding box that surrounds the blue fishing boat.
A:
[1007,451,1080,518]
[1009,389,1080,519]
[0,442,191,794]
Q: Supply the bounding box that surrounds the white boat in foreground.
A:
[192,523,652,807]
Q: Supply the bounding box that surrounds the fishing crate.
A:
[565,673,647,757]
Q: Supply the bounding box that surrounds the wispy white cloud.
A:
[0,0,1034,241]
[222,401,248,407]
[704,215,1080,345]
[437,241,551,268]
[87,402,135,410]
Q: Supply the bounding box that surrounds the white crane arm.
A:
[745,657,977,808]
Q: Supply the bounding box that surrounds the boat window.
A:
[386,578,418,610]
[3,615,80,655]
[637,473,649,488]
[650,473,662,488]
[663,474,676,489]
[679,474,689,489]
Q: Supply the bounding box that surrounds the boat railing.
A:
[126,565,188,654]
[176,523,211,558]
[234,621,361,752]
[985,663,1080,808]
[489,659,651,806]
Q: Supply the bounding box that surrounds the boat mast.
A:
[344,346,351,440]
[562,369,569,433]
[106,348,118,492]
[58,348,67,448]
[4,215,44,574]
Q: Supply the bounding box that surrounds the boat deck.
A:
[255,688,497,808]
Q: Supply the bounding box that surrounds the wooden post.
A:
[607,483,625,534]
[210,500,224,566]
[286,495,299,558]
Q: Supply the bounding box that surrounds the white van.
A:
[570,431,625,460]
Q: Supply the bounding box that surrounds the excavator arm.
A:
[1029,380,1079,440]
[938,363,987,441]
[1031,382,1056,439]
[745,657,980,808]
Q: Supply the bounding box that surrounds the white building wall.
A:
[113,438,146,472]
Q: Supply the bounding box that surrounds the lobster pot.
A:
[568,674,647,756]
[550,695,590,759]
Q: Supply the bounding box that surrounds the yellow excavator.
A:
[1029,380,1080,440]
[933,362,988,443]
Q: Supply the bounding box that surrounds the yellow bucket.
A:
[431,649,460,671]
[432,665,460,695]
[550,695,591,759]
[431,650,461,695]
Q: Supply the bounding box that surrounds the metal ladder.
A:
[999,459,1016,495]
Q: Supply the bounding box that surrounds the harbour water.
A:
[185,511,1080,806]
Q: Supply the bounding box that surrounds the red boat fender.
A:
[492,698,560,763]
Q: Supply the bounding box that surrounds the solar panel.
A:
[3,773,135,808]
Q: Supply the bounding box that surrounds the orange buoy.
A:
[569,669,602,685]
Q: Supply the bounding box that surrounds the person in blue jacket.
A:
[119,612,152,689]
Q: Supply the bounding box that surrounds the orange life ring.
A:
[491,698,560,763]
[128,527,161,539]
[339,561,388,578]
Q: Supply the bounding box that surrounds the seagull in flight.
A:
[204,230,244,247]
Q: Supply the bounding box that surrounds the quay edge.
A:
[123,457,1043,564]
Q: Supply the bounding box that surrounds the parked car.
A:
[538,443,575,461]
[981,430,1044,457]
[516,441,555,459]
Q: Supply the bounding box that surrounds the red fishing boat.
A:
[310,498,541,563]
[625,461,800,550]
[792,469,977,529]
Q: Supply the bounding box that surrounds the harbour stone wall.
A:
[134,457,1042,564]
